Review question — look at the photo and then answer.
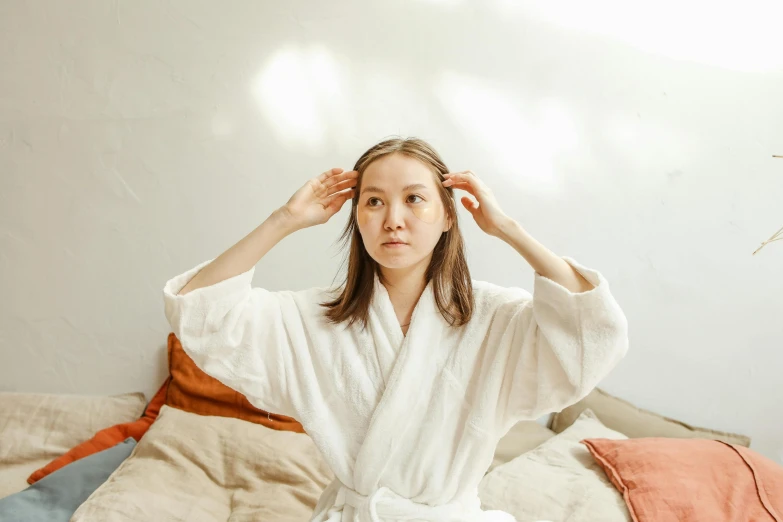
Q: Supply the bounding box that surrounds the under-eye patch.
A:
[356,203,371,227]
[412,201,440,224]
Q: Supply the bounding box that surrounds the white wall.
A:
[1,1,781,464]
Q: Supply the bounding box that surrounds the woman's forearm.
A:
[496,218,594,293]
[178,208,304,296]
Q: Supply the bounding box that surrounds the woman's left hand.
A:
[442,170,511,237]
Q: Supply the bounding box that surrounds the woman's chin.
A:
[374,251,415,269]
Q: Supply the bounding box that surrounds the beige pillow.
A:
[488,421,555,473]
[0,391,146,499]
[479,409,631,522]
[72,405,334,522]
[0,459,55,500]
[550,388,751,446]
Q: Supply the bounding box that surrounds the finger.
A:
[444,170,477,179]
[317,167,346,183]
[443,179,477,195]
[312,170,355,198]
[447,175,489,196]
[325,187,354,212]
[324,170,358,190]
[461,196,478,213]
[442,174,470,189]
[442,177,473,187]
[325,186,354,203]
[444,171,479,183]
[326,177,358,196]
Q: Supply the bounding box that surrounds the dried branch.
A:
[754,154,782,255]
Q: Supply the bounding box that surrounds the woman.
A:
[163,137,628,522]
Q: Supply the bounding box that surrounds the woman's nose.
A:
[384,203,406,229]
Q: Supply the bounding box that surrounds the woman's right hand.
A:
[280,168,358,229]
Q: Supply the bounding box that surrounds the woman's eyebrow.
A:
[361,183,429,194]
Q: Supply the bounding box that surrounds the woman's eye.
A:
[367,198,381,206]
[408,194,423,203]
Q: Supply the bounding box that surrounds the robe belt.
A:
[340,484,480,522]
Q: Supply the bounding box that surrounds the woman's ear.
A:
[443,215,453,233]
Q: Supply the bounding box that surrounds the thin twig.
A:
[752,155,782,254]
[753,224,783,255]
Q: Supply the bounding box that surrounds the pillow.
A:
[71,405,334,522]
[165,333,305,432]
[27,379,169,485]
[550,388,750,446]
[583,437,783,521]
[0,438,136,521]
[0,391,146,499]
[488,421,555,473]
[479,410,631,522]
[0,461,51,501]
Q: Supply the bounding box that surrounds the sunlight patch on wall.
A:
[434,71,579,194]
[253,45,350,151]
[494,0,783,72]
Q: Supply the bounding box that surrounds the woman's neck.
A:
[379,261,429,323]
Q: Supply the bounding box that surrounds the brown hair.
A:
[320,137,474,330]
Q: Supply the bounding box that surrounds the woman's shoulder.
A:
[271,284,345,317]
[272,284,341,304]
[470,279,532,304]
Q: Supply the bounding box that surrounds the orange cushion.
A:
[165,333,304,433]
[27,378,169,485]
[583,437,783,522]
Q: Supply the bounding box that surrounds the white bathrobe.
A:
[163,257,628,522]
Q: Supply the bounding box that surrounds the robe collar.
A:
[371,271,437,347]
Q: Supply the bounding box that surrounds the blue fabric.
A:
[0,437,136,522]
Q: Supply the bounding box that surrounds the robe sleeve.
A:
[162,259,305,419]
[496,256,629,422]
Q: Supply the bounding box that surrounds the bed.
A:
[1,335,777,522]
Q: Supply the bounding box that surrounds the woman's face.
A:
[356,153,451,271]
